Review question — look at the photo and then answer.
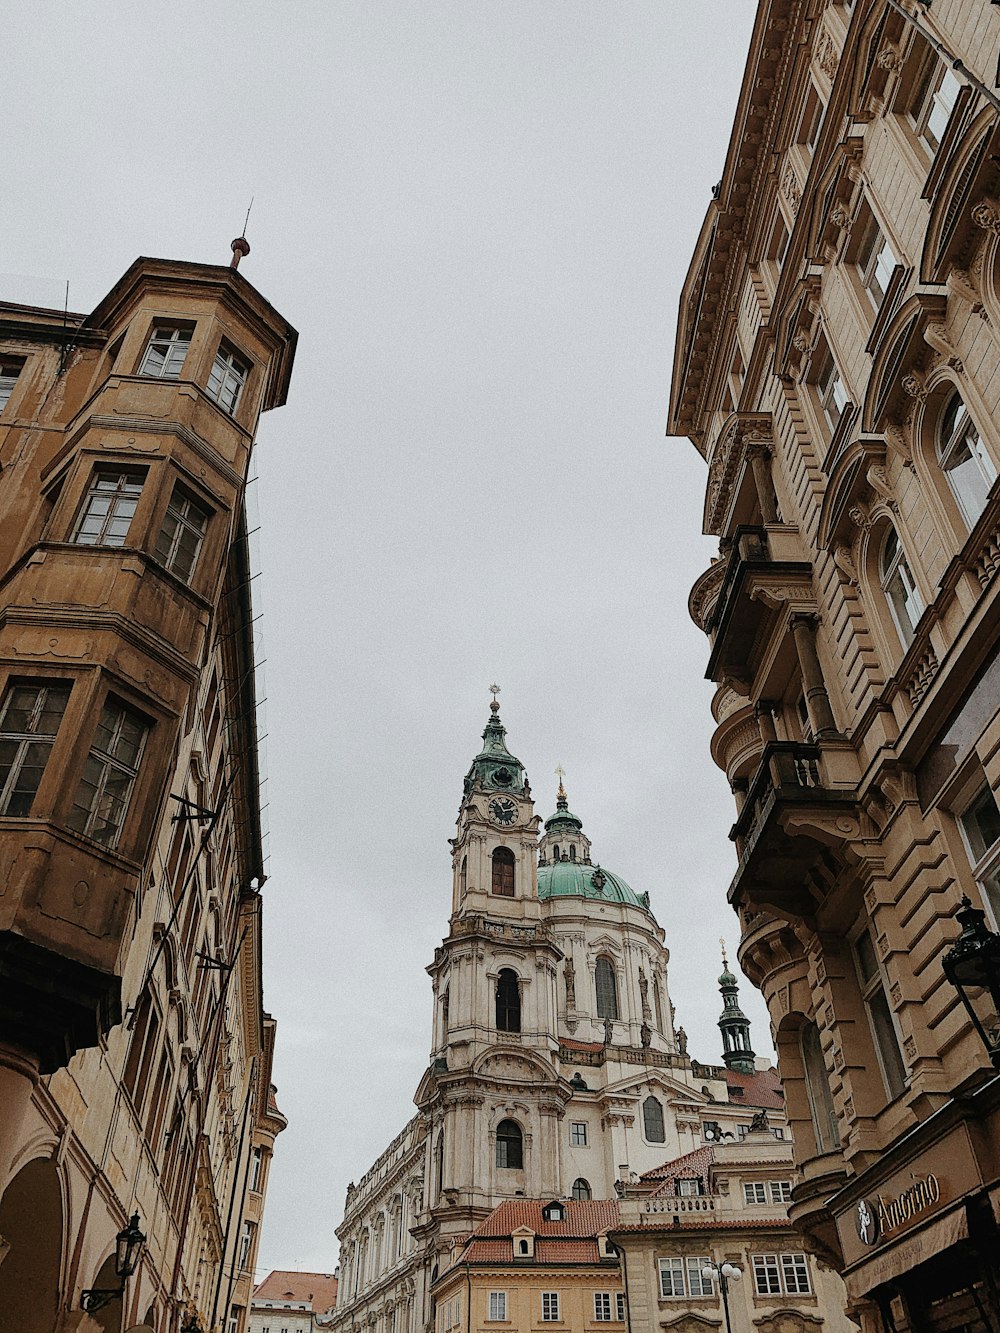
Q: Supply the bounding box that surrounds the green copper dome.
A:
[537,861,653,915]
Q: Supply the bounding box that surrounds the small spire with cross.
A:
[555,764,568,808]
[720,937,728,966]
[489,682,501,715]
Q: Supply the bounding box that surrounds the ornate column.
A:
[755,700,778,746]
[790,613,837,738]
[747,441,780,524]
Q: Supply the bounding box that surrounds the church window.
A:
[570,1121,587,1146]
[492,846,515,897]
[459,855,467,897]
[496,1119,523,1169]
[643,1095,666,1143]
[434,1131,444,1197]
[496,969,521,1032]
[569,844,576,861]
[653,980,664,1033]
[553,844,561,862]
[595,957,619,1020]
[572,1178,591,1200]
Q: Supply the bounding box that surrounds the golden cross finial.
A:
[720,937,728,965]
[489,683,500,700]
[555,763,566,799]
[488,683,501,713]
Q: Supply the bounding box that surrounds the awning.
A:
[843,1207,969,1301]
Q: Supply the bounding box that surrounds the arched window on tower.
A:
[569,844,576,861]
[937,390,996,529]
[496,1119,523,1169]
[434,1131,444,1198]
[459,856,467,898]
[595,956,619,1020]
[553,844,561,862]
[643,1095,666,1143]
[801,1022,840,1153]
[496,969,521,1032]
[571,1178,592,1201]
[492,847,515,897]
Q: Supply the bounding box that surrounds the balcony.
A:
[699,526,813,686]
[728,741,861,919]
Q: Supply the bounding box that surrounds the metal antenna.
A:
[241,195,254,238]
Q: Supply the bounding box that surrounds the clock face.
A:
[489,797,518,826]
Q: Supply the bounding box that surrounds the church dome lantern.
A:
[463,687,528,796]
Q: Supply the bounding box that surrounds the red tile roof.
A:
[559,1037,605,1053]
[641,1145,715,1183]
[253,1271,339,1312]
[723,1068,783,1109]
[473,1199,620,1236]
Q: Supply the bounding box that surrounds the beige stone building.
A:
[0,248,295,1332]
[250,1270,339,1333]
[669,0,1000,1329]
[330,702,845,1333]
[611,1129,853,1333]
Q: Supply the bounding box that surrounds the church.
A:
[329,697,785,1333]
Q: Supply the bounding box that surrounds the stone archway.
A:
[0,1157,64,1333]
[87,1253,124,1333]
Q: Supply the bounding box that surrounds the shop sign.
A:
[855,1174,943,1246]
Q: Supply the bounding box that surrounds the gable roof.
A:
[449,1198,621,1270]
[641,1144,716,1186]
[723,1068,783,1109]
[253,1271,339,1312]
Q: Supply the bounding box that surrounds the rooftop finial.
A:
[720,936,728,967]
[489,682,501,715]
[555,764,567,808]
[230,196,254,269]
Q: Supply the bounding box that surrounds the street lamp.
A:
[81,1213,146,1313]
[942,896,1000,1069]
[702,1261,742,1333]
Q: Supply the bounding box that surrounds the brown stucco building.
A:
[0,250,295,1332]
[669,2,1000,1331]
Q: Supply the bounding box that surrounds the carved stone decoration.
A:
[830,205,852,232]
[971,197,1000,235]
[782,164,802,216]
[832,543,858,586]
[563,958,576,1009]
[815,29,838,81]
[924,322,963,374]
[901,370,928,402]
[793,329,812,354]
[876,43,901,72]
[866,463,896,507]
[883,420,912,465]
[948,267,984,316]
[848,503,871,531]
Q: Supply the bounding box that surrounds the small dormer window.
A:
[542,1202,563,1222]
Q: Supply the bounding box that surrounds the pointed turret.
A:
[462,686,527,797]
[717,941,756,1074]
[539,768,591,865]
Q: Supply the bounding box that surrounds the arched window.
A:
[496,1119,523,1169]
[553,844,561,862]
[643,1095,666,1143]
[595,956,619,1020]
[459,856,467,897]
[123,988,161,1113]
[800,1022,840,1153]
[879,526,923,647]
[492,847,515,897]
[434,1131,444,1197]
[569,844,576,861]
[571,1178,591,1201]
[937,392,996,529]
[496,969,521,1032]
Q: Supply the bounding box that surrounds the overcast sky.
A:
[4,0,761,1278]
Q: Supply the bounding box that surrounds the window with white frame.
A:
[249,1146,263,1193]
[676,1177,700,1196]
[0,681,72,817]
[72,468,146,547]
[878,526,923,648]
[155,484,210,582]
[912,58,961,156]
[744,1182,768,1205]
[594,1293,613,1322]
[854,924,908,1098]
[67,697,148,847]
[488,1292,507,1322]
[958,782,1000,925]
[207,342,249,414]
[770,1180,793,1203]
[815,347,849,434]
[750,1253,811,1295]
[801,1021,840,1152]
[658,1257,714,1298]
[139,325,192,379]
[227,1307,242,1333]
[937,392,996,531]
[571,1121,588,1146]
[616,1294,626,1322]
[541,1292,560,1322]
[238,1220,254,1270]
[0,355,26,413]
[854,211,897,309]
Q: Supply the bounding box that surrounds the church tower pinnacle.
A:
[717,940,756,1074]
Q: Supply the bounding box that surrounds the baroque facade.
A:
[330,701,825,1333]
[669,0,1000,1329]
[0,248,295,1332]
